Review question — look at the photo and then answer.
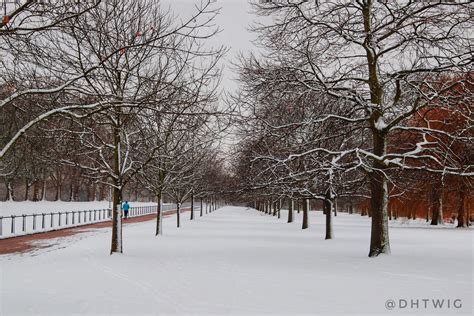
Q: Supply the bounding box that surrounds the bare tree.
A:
[237,0,472,257]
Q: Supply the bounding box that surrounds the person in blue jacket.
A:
[122,201,130,219]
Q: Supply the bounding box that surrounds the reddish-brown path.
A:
[0,208,192,255]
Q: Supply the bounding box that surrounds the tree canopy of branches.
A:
[233,0,473,257]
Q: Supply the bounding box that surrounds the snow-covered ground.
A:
[1,207,472,315]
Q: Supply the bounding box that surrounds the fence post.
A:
[58,212,62,227]
[22,214,26,232]
[11,215,15,234]
[94,210,97,221]
[50,213,54,228]
[33,214,36,231]
[65,212,68,225]
[0,217,3,236]
[72,211,75,225]
[42,213,45,229]
[78,211,81,224]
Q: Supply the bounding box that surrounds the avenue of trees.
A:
[1,0,472,259]
[231,0,473,257]
[0,0,231,254]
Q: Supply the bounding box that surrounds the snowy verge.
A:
[1,207,472,315]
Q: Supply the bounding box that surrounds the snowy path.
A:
[0,206,472,315]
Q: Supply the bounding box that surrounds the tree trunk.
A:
[368,131,391,257]
[176,202,181,227]
[200,197,203,217]
[456,183,467,228]
[91,182,97,201]
[362,0,390,257]
[430,185,444,225]
[110,184,123,254]
[5,179,14,201]
[69,180,74,201]
[287,199,294,223]
[190,194,194,220]
[134,184,139,202]
[41,178,47,201]
[24,177,30,201]
[156,191,162,236]
[297,200,300,214]
[468,199,472,227]
[426,203,430,222]
[277,199,281,218]
[302,199,309,229]
[333,198,337,217]
[110,119,123,255]
[468,200,472,227]
[32,179,38,201]
[98,184,106,201]
[73,181,80,201]
[54,182,61,201]
[324,192,333,240]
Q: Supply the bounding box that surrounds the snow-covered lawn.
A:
[1,207,472,315]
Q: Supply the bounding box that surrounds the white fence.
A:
[0,202,194,239]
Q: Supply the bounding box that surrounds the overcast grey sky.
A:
[162,0,258,93]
